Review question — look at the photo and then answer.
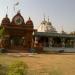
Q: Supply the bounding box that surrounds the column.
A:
[22,37,25,47]
[34,37,39,48]
[43,38,46,47]
[35,37,38,44]
[69,39,73,48]
[61,38,65,48]
[73,39,75,48]
[48,37,53,47]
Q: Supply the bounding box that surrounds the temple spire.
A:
[48,16,49,22]
[6,6,8,14]
[5,6,8,18]
[29,17,31,20]
[17,10,20,13]
[61,25,64,32]
[43,14,46,21]
[61,25,66,34]
[6,14,8,18]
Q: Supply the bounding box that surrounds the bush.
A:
[7,61,28,75]
[0,64,7,75]
[30,48,36,53]
[0,48,6,53]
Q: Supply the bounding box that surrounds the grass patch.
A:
[8,61,28,75]
[0,53,75,75]
[0,61,28,75]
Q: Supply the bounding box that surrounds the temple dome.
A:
[26,17,33,25]
[1,14,10,25]
[12,11,24,24]
[12,12,23,20]
[38,18,57,33]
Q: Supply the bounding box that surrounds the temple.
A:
[34,17,75,52]
[0,12,34,52]
[0,12,75,52]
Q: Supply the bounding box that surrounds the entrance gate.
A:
[1,12,34,52]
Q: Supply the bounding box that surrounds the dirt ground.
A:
[0,53,75,75]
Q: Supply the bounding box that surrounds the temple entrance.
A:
[1,12,34,52]
[10,36,25,49]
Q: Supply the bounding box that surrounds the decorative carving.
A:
[1,12,34,50]
[14,15,23,25]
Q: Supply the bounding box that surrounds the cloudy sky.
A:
[0,0,75,33]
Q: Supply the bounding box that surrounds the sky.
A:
[0,0,75,33]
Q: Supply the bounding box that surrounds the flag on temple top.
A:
[14,2,19,12]
[14,2,19,6]
[7,6,8,13]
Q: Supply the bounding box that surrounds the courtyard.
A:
[0,53,75,75]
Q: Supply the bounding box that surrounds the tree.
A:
[69,31,75,35]
[0,26,5,38]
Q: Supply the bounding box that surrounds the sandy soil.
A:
[0,53,75,75]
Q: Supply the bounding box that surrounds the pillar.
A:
[48,37,53,47]
[35,37,38,44]
[34,36,39,48]
[61,38,65,48]
[73,39,75,48]
[43,38,46,47]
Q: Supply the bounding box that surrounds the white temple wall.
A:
[43,47,75,52]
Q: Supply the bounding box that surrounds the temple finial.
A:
[48,16,49,22]
[61,25,64,31]
[29,17,31,20]
[6,6,8,14]
[6,14,8,18]
[61,25,64,33]
[17,10,20,13]
[43,14,46,21]
[6,6,8,18]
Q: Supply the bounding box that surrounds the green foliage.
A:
[0,48,6,53]
[0,61,62,75]
[0,64,7,75]
[70,31,75,35]
[0,26,5,38]
[7,61,28,75]
[0,61,28,75]
[48,68,62,75]
[49,69,62,75]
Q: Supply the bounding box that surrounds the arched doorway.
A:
[10,36,25,49]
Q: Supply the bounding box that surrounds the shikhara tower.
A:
[38,17,57,33]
